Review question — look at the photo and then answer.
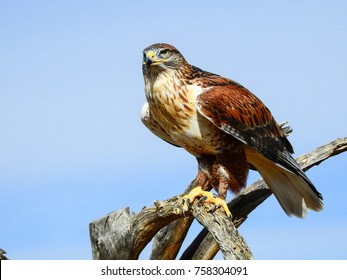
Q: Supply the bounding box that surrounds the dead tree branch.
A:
[89,137,347,260]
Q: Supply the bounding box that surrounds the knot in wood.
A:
[153,200,164,213]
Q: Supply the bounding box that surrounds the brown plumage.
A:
[141,43,323,218]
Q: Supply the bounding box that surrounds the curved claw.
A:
[182,207,187,217]
[210,204,233,220]
[205,197,232,217]
[186,198,191,208]
[182,197,192,217]
[198,195,208,206]
[210,204,217,213]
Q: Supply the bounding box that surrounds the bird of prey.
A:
[141,43,323,218]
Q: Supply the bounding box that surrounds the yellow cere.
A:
[147,51,155,58]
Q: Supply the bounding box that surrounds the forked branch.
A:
[89,137,347,260]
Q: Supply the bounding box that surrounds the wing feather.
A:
[195,79,323,204]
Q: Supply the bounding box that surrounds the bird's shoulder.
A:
[188,65,244,89]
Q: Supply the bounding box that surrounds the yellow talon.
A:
[206,196,232,217]
[182,186,231,217]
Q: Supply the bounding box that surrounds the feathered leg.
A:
[182,157,232,217]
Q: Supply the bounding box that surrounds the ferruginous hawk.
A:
[141,43,323,218]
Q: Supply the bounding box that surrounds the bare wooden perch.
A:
[89,137,347,260]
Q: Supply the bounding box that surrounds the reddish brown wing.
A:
[196,80,292,153]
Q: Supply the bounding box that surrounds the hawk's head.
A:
[142,43,190,76]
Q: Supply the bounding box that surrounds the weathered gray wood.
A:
[180,188,271,259]
[89,137,347,260]
[89,192,252,260]
[298,137,347,171]
[90,208,134,259]
[90,195,184,259]
[149,179,196,260]
[149,217,194,259]
[190,201,253,260]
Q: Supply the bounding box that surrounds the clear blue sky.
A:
[1,0,346,260]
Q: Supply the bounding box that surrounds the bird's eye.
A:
[159,49,170,57]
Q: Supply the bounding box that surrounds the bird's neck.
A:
[144,68,189,101]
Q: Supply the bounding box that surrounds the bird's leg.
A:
[182,159,232,217]
[202,164,232,217]
[209,178,231,217]
[182,170,209,215]
[193,168,210,190]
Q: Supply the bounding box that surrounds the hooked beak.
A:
[144,50,155,68]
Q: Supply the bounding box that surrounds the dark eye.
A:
[159,49,170,57]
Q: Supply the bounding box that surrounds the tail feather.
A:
[246,148,323,218]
